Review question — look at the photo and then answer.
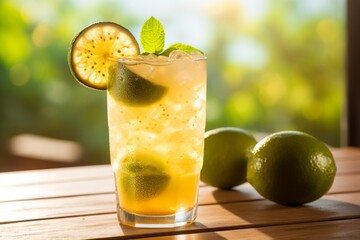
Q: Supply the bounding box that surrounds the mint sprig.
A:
[140,17,165,54]
[162,43,204,56]
[140,16,203,56]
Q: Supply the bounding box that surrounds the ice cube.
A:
[193,98,203,109]
[169,50,192,60]
[189,51,206,60]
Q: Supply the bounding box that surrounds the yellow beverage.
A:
[67,18,206,228]
[107,51,207,227]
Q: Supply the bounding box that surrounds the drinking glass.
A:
[107,52,207,228]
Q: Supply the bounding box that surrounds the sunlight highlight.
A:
[9,134,83,163]
[32,23,52,48]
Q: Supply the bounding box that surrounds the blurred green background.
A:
[0,0,345,169]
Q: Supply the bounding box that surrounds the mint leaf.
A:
[140,17,165,54]
[161,43,204,56]
[139,17,205,56]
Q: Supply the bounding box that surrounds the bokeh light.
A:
[0,0,345,171]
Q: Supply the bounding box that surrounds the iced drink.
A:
[107,52,206,227]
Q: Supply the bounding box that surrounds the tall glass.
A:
[107,52,207,228]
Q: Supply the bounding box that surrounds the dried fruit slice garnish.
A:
[68,22,139,90]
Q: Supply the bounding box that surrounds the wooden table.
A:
[1,147,360,239]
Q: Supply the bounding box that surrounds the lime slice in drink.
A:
[120,152,170,200]
[108,62,167,106]
[68,22,139,90]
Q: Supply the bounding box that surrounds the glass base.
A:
[117,206,197,228]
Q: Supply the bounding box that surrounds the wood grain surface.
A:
[1,147,359,239]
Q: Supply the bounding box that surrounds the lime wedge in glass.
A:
[108,62,167,106]
[120,152,170,200]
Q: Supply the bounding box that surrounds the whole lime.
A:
[200,127,257,189]
[247,131,337,206]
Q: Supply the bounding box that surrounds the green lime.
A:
[68,22,139,90]
[247,131,337,206]
[200,127,257,189]
[108,62,167,106]
[120,152,170,200]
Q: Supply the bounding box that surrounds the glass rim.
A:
[107,53,207,66]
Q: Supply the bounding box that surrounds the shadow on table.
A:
[212,190,360,239]
[120,221,227,240]
[119,187,259,239]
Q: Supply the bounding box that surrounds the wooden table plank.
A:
[0,147,358,187]
[331,147,360,160]
[138,218,360,240]
[0,165,112,187]
[0,185,261,224]
[330,173,360,194]
[336,159,360,175]
[1,155,358,203]
[0,194,116,224]
[1,192,359,240]
[1,172,360,224]
[1,169,359,203]
[0,178,114,202]
[0,147,359,239]
[0,171,360,223]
